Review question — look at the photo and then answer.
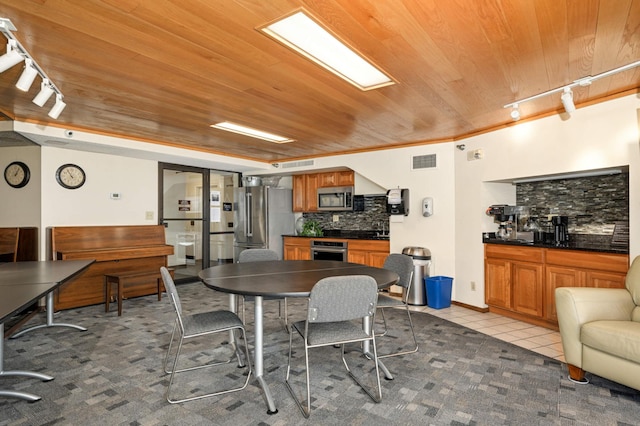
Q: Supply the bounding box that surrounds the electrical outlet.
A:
[470,281,476,291]
[145,211,154,220]
[333,214,340,222]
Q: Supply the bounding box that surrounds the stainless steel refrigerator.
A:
[233,186,294,261]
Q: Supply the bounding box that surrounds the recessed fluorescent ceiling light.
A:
[211,122,294,143]
[260,11,394,91]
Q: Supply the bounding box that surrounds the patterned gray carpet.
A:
[1,282,639,425]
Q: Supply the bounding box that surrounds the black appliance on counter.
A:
[552,215,569,245]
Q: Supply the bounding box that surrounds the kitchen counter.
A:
[284,230,390,241]
[483,234,628,254]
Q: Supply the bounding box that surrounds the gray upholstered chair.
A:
[237,249,288,329]
[160,267,252,404]
[376,253,419,358]
[285,275,382,418]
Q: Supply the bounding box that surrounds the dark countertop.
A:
[284,230,390,241]
[482,234,628,254]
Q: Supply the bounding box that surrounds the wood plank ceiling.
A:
[0,0,638,163]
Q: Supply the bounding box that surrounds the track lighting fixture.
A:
[504,59,640,121]
[32,80,54,106]
[560,88,575,114]
[48,94,66,119]
[510,104,520,121]
[15,58,38,91]
[0,17,66,118]
[0,40,23,73]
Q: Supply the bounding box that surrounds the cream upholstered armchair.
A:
[555,255,640,391]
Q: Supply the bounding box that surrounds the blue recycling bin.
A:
[425,276,453,309]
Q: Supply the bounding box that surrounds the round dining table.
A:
[199,259,399,414]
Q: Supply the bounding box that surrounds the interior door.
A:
[160,165,208,282]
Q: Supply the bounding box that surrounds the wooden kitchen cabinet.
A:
[543,248,627,322]
[484,257,511,309]
[292,171,354,212]
[485,243,629,328]
[318,171,354,188]
[511,261,543,317]
[283,237,312,260]
[347,239,390,268]
[292,174,319,212]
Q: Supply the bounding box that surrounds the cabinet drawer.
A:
[485,244,544,263]
[545,249,628,273]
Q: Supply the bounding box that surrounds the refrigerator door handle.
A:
[246,192,253,237]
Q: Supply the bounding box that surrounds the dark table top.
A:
[199,260,399,298]
[0,260,94,322]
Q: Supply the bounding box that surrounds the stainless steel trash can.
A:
[401,246,431,305]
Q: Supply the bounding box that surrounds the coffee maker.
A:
[552,216,569,245]
[486,205,532,241]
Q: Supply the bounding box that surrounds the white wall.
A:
[262,142,458,280]
[40,147,158,259]
[453,94,640,307]
[0,145,41,227]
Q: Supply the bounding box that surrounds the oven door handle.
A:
[312,248,347,253]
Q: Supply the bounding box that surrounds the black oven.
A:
[311,240,348,262]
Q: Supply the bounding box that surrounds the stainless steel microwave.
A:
[317,186,354,211]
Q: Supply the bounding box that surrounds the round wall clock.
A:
[56,163,86,189]
[4,161,30,188]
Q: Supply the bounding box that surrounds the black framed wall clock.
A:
[56,163,86,189]
[4,161,30,188]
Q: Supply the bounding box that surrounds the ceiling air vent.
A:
[281,159,314,169]
[412,154,436,170]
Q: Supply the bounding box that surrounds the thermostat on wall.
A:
[110,192,122,200]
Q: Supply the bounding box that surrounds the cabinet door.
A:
[335,171,354,186]
[348,250,368,265]
[368,251,389,268]
[586,271,626,288]
[297,247,312,260]
[511,261,543,317]
[304,174,318,211]
[318,172,337,187]
[485,258,511,309]
[545,265,583,321]
[292,175,305,212]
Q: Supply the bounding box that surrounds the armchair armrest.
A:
[555,287,635,367]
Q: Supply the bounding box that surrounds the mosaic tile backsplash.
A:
[303,195,389,232]
[302,173,628,238]
[516,172,629,235]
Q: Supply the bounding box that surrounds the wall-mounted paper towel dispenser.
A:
[387,188,409,216]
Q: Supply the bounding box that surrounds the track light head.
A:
[561,88,576,114]
[32,80,54,106]
[0,41,24,73]
[48,94,66,119]
[15,59,38,91]
[510,104,520,121]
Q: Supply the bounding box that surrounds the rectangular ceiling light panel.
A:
[260,11,394,91]
[211,122,294,144]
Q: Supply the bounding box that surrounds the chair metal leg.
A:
[376,308,389,336]
[284,328,311,418]
[165,325,253,404]
[341,340,382,402]
[377,305,419,359]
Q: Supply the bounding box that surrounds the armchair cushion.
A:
[581,321,640,364]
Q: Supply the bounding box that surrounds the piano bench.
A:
[104,269,173,316]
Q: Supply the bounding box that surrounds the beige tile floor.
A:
[408,303,566,363]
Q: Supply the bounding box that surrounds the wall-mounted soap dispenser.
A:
[386,188,409,216]
[422,197,433,217]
